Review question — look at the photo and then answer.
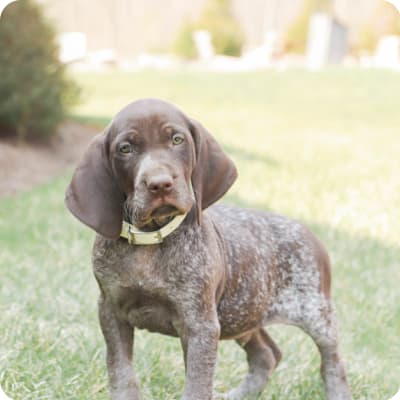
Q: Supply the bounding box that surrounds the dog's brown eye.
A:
[119,143,132,154]
[172,133,184,145]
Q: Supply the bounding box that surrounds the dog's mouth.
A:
[139,205,183,230]
[133,202,187,231]
[151,204,180,219]
[125,187,194,231]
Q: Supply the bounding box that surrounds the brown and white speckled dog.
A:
[65,99,351,400]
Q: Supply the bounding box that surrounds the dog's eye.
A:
[119,142,133,154]
[172,133,184,145]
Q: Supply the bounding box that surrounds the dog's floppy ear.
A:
[65,129,125,240]
[189,118,237,222]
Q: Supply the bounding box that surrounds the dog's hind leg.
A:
[221,328,281,400]
[299,302,352,400]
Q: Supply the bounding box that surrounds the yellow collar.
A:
[120,213,187,245]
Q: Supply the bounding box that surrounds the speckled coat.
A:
[66,99,351,400]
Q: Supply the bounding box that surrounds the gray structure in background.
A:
[307,14,348,69]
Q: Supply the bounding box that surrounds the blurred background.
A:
[0,1,399,399]
[26,0,400,70]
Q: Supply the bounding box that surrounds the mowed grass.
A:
[1,69,399,399]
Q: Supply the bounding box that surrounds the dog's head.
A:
[65,99,237,239]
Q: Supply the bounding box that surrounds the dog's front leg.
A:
[180,316,220,400]
[98,295,141,400]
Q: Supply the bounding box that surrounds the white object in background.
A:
[306,13,331,69]
[263,30,278,59]
[87,48,115,66]
[0,384,12,400]
[0,0,16,17]
[306,13,348,70]
[374,35,400,69]
[192,30,214,61]
[388,388,400,400]
[386,0,400,13]
[58,32,87,63]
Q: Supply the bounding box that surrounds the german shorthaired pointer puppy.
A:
[65,99,351,400]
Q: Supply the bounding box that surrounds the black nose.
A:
[147,175,173,195]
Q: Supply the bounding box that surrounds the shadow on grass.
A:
[223,143,279,167]
[225,190,400,267]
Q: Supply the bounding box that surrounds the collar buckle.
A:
[127,225,136,245]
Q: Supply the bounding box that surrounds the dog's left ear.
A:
[189,118,237,223]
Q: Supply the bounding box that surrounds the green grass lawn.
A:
[1,69,399,399]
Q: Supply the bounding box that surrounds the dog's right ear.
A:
[65,129,125,240]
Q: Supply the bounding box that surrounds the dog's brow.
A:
[116,129,140,142]
[162,122,188,133]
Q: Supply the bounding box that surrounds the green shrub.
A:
[198,0,244,56]
[284,0,332,54]
[356,25,379,54]
[173,0,244,59]
[0,0,79,141]
[173,22,198,60]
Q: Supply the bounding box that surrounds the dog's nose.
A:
[147,175,173,195]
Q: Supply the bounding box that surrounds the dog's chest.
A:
[114,285,179,336]
[93,237,165,284]
[92,237,191,335]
